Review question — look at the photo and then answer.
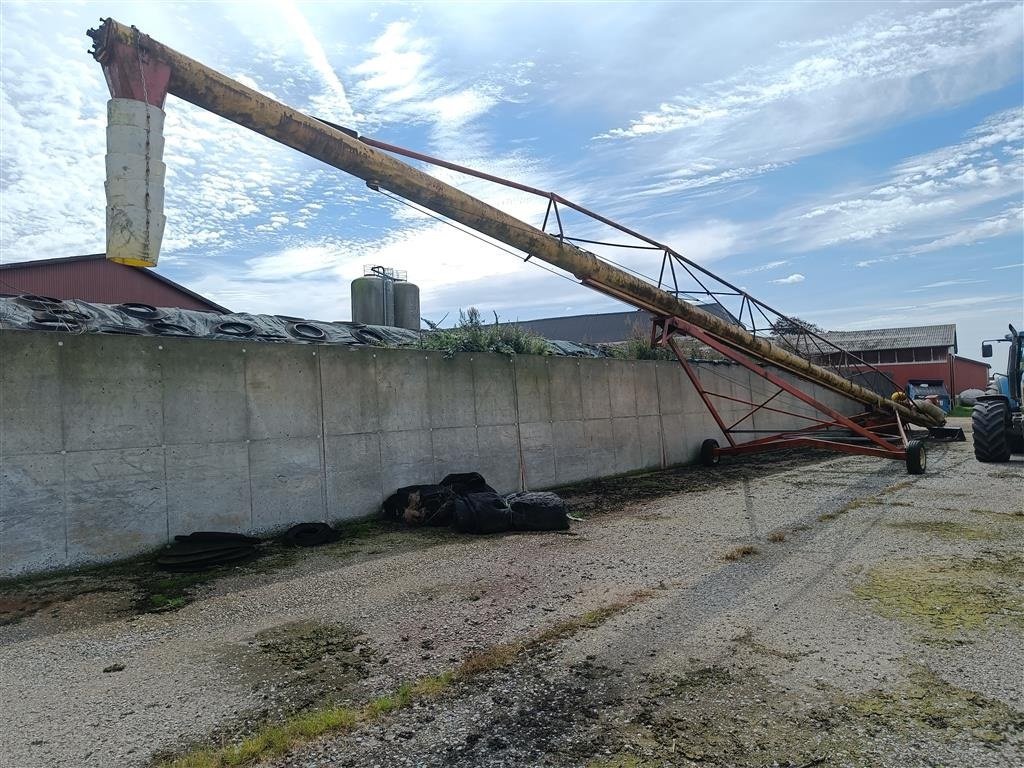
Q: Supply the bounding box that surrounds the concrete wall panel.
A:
[377,349,430,432]
[166,442,251,536]
[249,437,324,530]
[611,417,642,473]
[431,426,479,482]
[513,356,550,424]
[65,447,166,563]
[427,354,475,429]
[547,358,583,421]
[246,346,321,440]
[656,361,686,415]
[0,332,63,456]
[634,362,660,416]
[608,362,637,418]
[0,453,65,574]
[519,421,556,489]
[661,412,689,466]
[473,355,517,426]
[552,420,588,485]
[579,359,612,418]
[584,419,617,478]
[325,432,383,521]
[161,339,247,445]
[62,336,162,451]
[380,429,433,493]
[637,414,664,469]
[321,347,379,435]
[476,424,521,494]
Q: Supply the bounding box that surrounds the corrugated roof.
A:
[506,305,738,344]
[812,324,957,352]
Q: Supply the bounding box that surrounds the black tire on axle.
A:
[700,438,720,467]
[905,439,926,475]
[972,400,1011,463]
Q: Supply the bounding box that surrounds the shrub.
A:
[418,308,552,357]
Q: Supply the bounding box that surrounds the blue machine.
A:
[973,324,1024,462]
[906,380,951,414]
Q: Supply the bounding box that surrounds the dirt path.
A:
[2,425,1021,767]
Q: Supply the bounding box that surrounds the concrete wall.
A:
[0,330,859,576]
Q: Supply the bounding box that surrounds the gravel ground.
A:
[1,417,1021,768]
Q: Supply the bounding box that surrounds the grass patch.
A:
[949,404,973,417]
[158,591,652,768]
[853,554,1024,634]
[886,521,998,541]
[767,531,786,543]
[723,545,759,561]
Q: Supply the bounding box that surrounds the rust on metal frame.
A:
[87,24,170,106]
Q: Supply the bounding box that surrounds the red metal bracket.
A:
[93,31,170,107]
[656,317,907,463]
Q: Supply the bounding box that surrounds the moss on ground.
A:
[156,591,653,768]
[0,518,413,625]
[885,520,999,541]
[851,667,1024,744]
[853,554,1024,634]
[590,662,1023,768]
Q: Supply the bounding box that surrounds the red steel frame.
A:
[651,316,911,462]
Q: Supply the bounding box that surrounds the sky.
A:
[1,1,1022,361]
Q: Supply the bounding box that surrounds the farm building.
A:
[0,253,227,313]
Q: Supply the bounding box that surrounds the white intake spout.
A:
[105,98,166,267]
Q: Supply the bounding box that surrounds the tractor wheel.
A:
[700,438,720,467]
[905,440,926,475]
[972,401,1011,462]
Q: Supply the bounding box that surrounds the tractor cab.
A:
[975,324,1024,461]
[981,324,1023,411]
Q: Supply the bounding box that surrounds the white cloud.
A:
[906,205,1023,254]
[350,21,432,106]
[771,273,805,284]
[733,259,789,275]
[993,262,1023,270]
[905,278,986,293]
[277,0,356,122]
[659,221,741,265]
[598,2,1022,142]
[772,108,1023,251]
[587,1,1023,215]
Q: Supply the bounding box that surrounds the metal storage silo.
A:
[351,274,388,326]
[394,281,421,331]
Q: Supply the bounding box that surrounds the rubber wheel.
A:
[700,438,720,467]
[905,440,926,475]
[972,401,1011,462]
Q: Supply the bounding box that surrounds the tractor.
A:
[973,324,1024,462]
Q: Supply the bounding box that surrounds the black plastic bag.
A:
[440,472,495,495]
[506,491,570,531]
[453,491,512,534]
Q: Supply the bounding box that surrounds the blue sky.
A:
[1,1,1021,359]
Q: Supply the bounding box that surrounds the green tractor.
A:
[973,323,1024,462]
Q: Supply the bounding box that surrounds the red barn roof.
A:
[0,253,227,313]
